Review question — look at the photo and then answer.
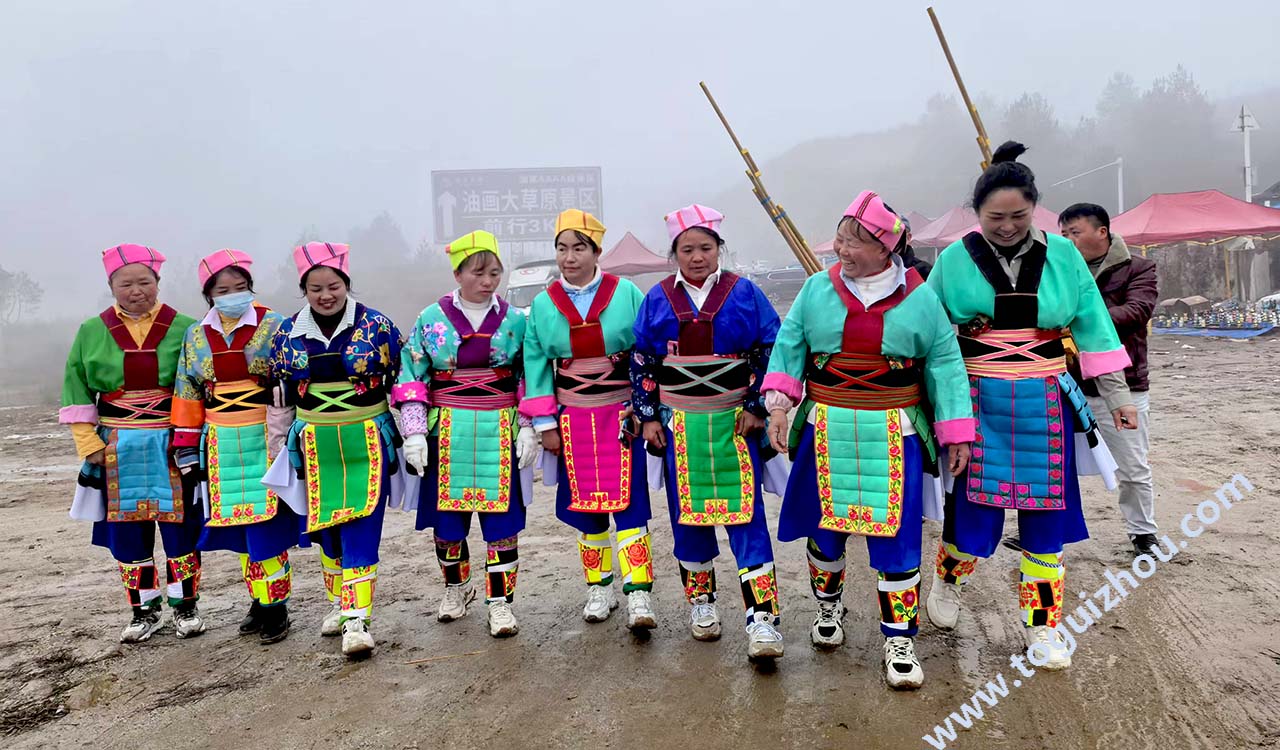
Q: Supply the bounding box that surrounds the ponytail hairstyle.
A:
[971,141,1040,210]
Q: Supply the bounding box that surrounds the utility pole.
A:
[1230,106,1260,202]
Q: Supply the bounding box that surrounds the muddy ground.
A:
[1,336,1277,750]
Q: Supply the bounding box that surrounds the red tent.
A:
[904,210,932,230]
[913,205,1061,248]
[912,207,977,247]
[600,231,670,275]
[1111,189,1280,246]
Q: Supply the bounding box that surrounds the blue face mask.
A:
[213,290,255,318]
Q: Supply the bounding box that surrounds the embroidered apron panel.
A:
[206,422,277,526]
[301,419,384,532]
[105,427,183,523]
[813,404,904,537]
[672,407,754,526]
[560,402,631,513]
[966,375,1066,510]
[437,406,513,513]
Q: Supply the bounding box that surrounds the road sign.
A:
[431,167,603,248]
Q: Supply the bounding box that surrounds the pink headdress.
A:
[664,204,724,241]
[843,191,904,251]
[292,242,350,280]
[101,244,166,279]
[198,248,254,287]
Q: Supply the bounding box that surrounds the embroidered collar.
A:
[290,301,357,344]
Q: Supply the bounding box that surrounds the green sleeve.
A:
[61,323,95,409]
[522,298,555,402]
[762,272,814,391]
[920,295,974,429]
[1067,252,1123,354]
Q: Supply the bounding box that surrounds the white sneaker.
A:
[340,617,375,657]
[487,601,519,637]
[173,605,208,639]
[120,609,162,644]
[926,578,963,630]
[320,600,343,637]
[690,594,721,641]
[582,585,618,623]
[1024,625,1072,670]
[438,582,476,623]
[810,600,846,649]
[626,590,657,630]
[746,610,785,661]
[884,636,925,689]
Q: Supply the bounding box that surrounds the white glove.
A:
[403,433,429,475]
[515,426,539,470]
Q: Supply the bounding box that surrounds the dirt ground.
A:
[1,336,1277,750]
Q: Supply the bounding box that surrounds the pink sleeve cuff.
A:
[518,394,559,419]
[934,417,977,446]
[399,401,429,436]
[761,372,804,404]
[170,428,202,448]
[59,404,98,424]
[1079,347,1131,379]
[391,381,429,407]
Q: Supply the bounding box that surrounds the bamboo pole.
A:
[699,82,823,276]
[927,7,993,170]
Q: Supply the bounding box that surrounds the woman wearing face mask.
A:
[60,245,202,644]
[519,210,654,631]
[395,231,537,639]
[170,250,296,644]
[926,142,1133,669]
[761,191,973,689]
[267,242,403,658]
[631,204,786,663]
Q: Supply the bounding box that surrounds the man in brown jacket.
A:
[1060,203,1159,557]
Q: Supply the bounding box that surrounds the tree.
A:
[0,266,44,325]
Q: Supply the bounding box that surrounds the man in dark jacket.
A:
[1060,203,1159,557]
[882,203,931,279]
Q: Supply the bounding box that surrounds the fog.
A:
[2,0,1277,320]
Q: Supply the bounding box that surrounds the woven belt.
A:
[555,356,630,408]
[206,379,268,427]
[98,388,172,428]
[431,367,518,410]
[807,352,921,409]
[660,355,748,413]
[959,328,1066,380]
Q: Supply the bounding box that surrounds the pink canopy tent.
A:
[904,210,932,230]
[912,205,1062,248]
[1111,189,1280,246]
[911,207,977,247]
[599,231,670,275]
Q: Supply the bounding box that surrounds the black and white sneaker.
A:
[810,600,846,649]
[1131,534,1159,558]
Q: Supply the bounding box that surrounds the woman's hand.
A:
[947,442,971,477]
[540,428,562,457]
[642,421,666,451]
[86,449,106,467]
[766,409,789,454]
[736,410,764,437]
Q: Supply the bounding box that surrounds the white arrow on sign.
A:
[437,191,458,238]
